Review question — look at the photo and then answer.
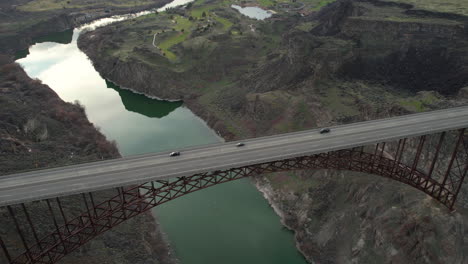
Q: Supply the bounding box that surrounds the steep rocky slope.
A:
[0,64,176,264]
[78,0,468,262]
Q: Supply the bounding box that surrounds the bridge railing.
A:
[1,128,467,264]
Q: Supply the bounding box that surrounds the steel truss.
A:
[2,129,467,264]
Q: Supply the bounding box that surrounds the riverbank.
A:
[0,63,178,264]
[77,0,468,262]
[0,0,172,61]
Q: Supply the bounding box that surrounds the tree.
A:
[202,11,206,17]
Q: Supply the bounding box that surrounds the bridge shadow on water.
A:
[105,80,182,118]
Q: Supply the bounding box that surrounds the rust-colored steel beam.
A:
[449,134,468,209]
[5,129,468,264]
[7,206,32,262]
[46,200,67,255]
[427,132,446,181]
[411,135,426,183]
[21,204,42,251]
[439,129,465,199]
[7,149,454,264]
[56,198,71,235]
[397,138,407,163]
[390,139,403,176]
[450,161,468,210]
[0,235,12,264]
[88,193,98,218]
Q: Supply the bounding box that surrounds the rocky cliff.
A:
[0,63,176,264]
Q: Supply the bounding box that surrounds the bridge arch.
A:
[9,141,466,264]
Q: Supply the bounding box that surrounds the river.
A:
[15,1,307,263]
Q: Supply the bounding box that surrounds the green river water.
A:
[16,4,307,263]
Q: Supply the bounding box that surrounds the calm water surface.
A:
[16,2,306,263]
[231,5,273,20]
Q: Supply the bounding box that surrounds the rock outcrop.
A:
[0,63,176,264]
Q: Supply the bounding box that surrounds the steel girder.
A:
[2,129,468,264]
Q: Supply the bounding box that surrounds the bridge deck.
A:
[1,106,468,206]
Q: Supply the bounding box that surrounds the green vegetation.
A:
[159,31,189,60]
[295,21,317,32]
[214,15,233,30]
[99,0,291,64]
[258,0,275,8]
[190,5,216,18]
[399,92,441,112]
[311,0,335,11]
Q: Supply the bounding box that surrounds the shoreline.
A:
[83,49,311,262]
[1,0,172,61]
[254,177,313,263]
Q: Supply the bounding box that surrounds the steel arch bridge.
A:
[1,127,468,264]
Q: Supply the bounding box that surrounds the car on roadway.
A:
[236,142,245,147]
[319,128,331,134]
[169,151,180,157]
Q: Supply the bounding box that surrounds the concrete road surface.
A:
[1,106,468,206]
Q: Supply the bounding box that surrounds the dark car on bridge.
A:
[320,128,331,134]
[169,151,180,157]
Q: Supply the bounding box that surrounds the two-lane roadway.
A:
[1,106,468,207]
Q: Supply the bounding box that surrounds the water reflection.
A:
[33,29,74,45]
[15,29,73,60]
[17,28,221,156]
[105,80,182,118]
[15,2,306,263]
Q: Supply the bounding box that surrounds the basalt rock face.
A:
[250,2,468,263]
[244,0,468,97]
[337,14,468,95]
[0,64,176,264]
[77,0,468,263]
